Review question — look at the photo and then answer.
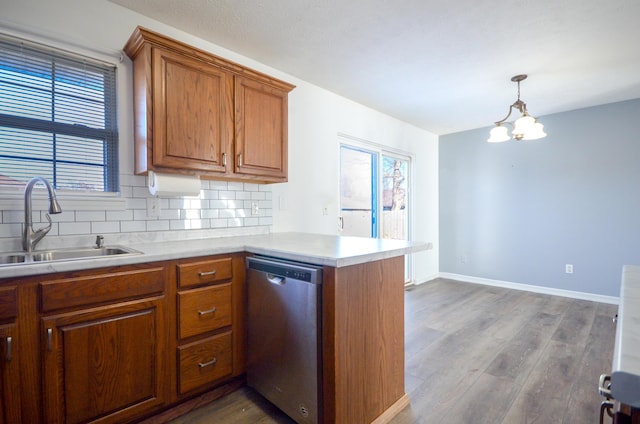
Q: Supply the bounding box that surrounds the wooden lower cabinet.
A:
[178,331,233,395]
[0,323,20,424]
[41,297,168,424]
[0,286,20,424]
[322,255,407,423]
[174,254,246,398]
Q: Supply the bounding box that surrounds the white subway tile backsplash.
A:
[159,208,181,220]
[208,181,228,190]
[227,218,243,227]
[3,210,23,224]
[219,209,236,219]
[59,222,91,235]
[0,223,21,237]
[0,178,272,246]
[201,209,219,219]
[244,217,259,226]
[76,211,107,222]
[121,220,147,233]
[132,186,150,197]
[91,221,121,234]
[147,220,171,232]
[219,191,236,200]
[106,210,134,221]
[251,191,266,200]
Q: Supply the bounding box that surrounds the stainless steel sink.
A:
[0,246,141,266]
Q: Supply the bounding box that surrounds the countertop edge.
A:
[0,233,428,279]
[611,264,640,408]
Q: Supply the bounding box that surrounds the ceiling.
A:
[110,0,640,135]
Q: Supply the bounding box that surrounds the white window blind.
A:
[0,33,118,192]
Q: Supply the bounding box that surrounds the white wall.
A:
[0,0,439,283]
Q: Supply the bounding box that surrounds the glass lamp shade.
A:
[512,115,535,139]
[522,122,547,140]
[488,125,510,143]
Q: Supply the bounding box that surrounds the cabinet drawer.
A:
[0,286,17,321]
[178,284,232,339]
[177,257,233,288]
[178,332,233,394]
[40,267,165,312]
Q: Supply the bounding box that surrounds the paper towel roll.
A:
[148,171,201,197]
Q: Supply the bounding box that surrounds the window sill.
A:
[0,189,127,212]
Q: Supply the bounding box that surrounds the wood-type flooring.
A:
[168,278,618,424]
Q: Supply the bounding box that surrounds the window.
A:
[0,33,118,192]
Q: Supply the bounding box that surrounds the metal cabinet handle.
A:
[5,336,12,362]
[613,314,618,323]
[600,400,614,424]
[198,270,217,277]
[238,153,243,167]
[198,306,217,316]
[198,357,217,368]
[47,328,53,352]
[222,152,227,167]
[599,374,612,398]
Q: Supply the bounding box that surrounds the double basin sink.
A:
[0,246,141,266]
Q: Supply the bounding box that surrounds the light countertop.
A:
[0,232,428,279]
[611,264,640,408]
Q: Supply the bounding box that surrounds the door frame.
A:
[338,133,415,283]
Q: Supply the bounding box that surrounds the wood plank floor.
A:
[168,278,618,424]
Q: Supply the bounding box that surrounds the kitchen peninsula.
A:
[0,232,427,424]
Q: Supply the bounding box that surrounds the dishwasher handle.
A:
[267,274,285,285]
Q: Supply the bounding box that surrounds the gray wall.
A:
[439,98,640,297]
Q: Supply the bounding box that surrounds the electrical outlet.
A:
[146,197,160,218]
[460,255,468,264]
[251,202,259,216]
[565,264,573,274]
[323,207,329,216]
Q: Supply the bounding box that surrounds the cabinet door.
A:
[0,324,20,424]
[152,47,233,173]
[234,76,288,181]
[42,298,167,424]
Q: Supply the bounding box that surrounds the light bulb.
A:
[487,125,510,143]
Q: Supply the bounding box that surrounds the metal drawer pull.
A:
[198,270,217,277]
[198,306,217,316]
[613,313,618,323]
[198,357,217,368]
[5,336,11,362]
[222,152,227,167]
[238,153,243,167]
[47,328,53,352]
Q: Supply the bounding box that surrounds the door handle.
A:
[266,274,285,285]
[47,328,53,352]
[4,336,11,362]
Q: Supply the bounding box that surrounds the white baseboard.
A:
[437,272,619,305]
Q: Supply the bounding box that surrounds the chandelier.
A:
[488,74,546,143]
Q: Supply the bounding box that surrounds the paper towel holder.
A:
[147,170,202,197]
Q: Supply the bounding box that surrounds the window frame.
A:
[0,31,120,197]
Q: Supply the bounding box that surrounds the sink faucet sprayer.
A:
[23,177,62,253]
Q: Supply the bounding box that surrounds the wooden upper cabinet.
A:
[235,76,288,180]
[123,27,295,183]
[152,47,232,173]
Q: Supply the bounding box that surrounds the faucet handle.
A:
[95,235,104,248]
[31,214,53,249]
[42,213,53,234]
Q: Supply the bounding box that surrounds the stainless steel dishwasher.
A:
[246,255,322,424]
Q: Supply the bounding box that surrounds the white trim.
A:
[438,272,619,305]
